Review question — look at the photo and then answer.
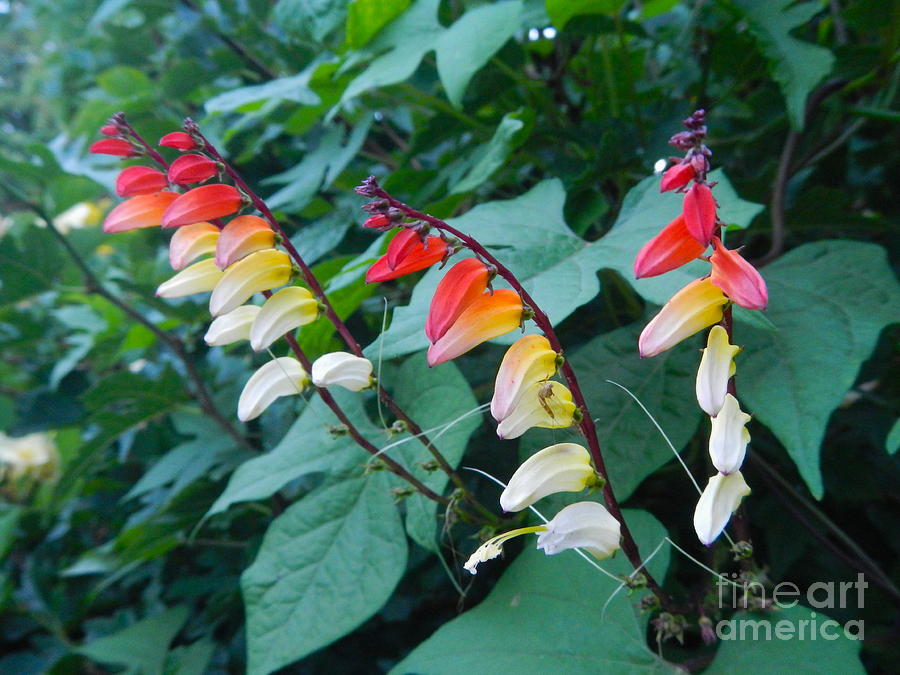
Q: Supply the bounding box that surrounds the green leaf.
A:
[0,227,65,306]
[450,111,528,194]
[166,640,216,675]
[545,0,627,29]
[435,1,523,108]
[734,0,835,130]
[76,605,190,675]
[373,180,599,359]
[393,509,671,673]
[205,71,320,113]
[242,472,407,674]
[273,0,349,43]
[739,241,900,498]
[346,0,411,49]
[0,504,23,559]
[207,389,379,516]
[388,353,480,550]
[707,606,863,673]
[96,66,152,98]
[522,318,702,500]
[887,419,900,455]
[589,169,763,309]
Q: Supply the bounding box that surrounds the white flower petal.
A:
[237,357,308,421]
[693,471,751,546]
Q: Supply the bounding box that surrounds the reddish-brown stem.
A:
[112,114,169,170]
[368,181,668,604]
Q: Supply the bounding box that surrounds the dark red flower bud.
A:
[363,213,393,230]
[159,132,196,151]
[89,139,138,157]
[167,154,219,185]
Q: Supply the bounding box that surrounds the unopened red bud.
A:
[168,154,218,185]
[363,213,393,230]
[660,163,695,192]
[100,124,119,136]
[682,183,717,245]
[159,132,196,151]
[89,138,138,156]
[115,166,169,197]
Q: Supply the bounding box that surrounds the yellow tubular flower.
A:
[490,335,559,422]
[209,249,292,316]
[495,380,576,440]
[638,277,728,358]
[156,258,224,299]
[249,286,318,352]
[499,443,596,512]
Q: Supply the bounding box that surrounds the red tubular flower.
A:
[100,124,119,136]
[161,184,243,228]
[425,258,490,342]
[660,162,695,192]
[115,166,169,197]
[89,139,138,156]
[103,191,179,233]
[363,213,393,230]
[427,289,523,366]
[633,214,707,279]
[709,238,768,310]
[365,229,448,283]
[215,215,275,269]
[168,154,219,185]
[159,132,196,151]
[682,183,717,245]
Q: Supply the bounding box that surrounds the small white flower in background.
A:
[0,432,59,481]
[311,352,373,392]
[205,305,260,346]
[237,357,308,422]
[50,201,104,234]
[536,501,621,560]
[693,471,751,546]
[708,393,751,475]
[499,443,596,512]
[696,325,740,416]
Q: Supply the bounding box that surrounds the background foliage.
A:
[0,0,898,672]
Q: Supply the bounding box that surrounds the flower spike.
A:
[115,166,168,197]
[365,229,448,283]
[208,249,292,316]
[169,222,219,270]
[248,286,319,351]
[638,277,728,358]
[495,380,576,439]
[426,289,522,366]
[696,325,740,416]
[425,258,490,343]
[500,443,596,512]
[682,182,717,245]
[103,191,179,233]
[237,357,308,422]
[490,335,558,422]
[162,184,243,228]
[709,238,768,310]
[633,214,707,279]
[215,215,275,269]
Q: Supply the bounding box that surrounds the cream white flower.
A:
[249,286,318,352]
[499,443,596,512]
[237,357,308,421]
[708,393,751,475]
[204,305,260,346]
[0,432,59,481]
[696,325,740,416]
[495,380,576,440]
[536,501,621,560]
[209,249,292,316]
[693,471,751,546]
[310,352,374,392]
[156,258,224,299]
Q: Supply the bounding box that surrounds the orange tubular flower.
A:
[425,258,490,343]
[159,132,196,151]
[682,183,717,245]
[633,214,707,279]
[115,166,169,197]
[103,191,179,233]
[161,184,243,228]
[365,229,448,283]
[215,215,275,269]
[660,162,695,192]
[426,289,523,366]
[169,222,219,270]
[168,154,219,185]
[89,138,137,156]
[638,277,728,358]
[709,238,768,310]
